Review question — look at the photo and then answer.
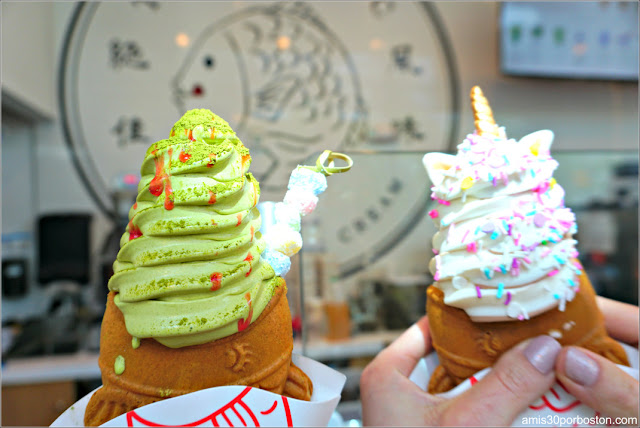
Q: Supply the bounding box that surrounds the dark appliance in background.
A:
[610,162,638,305]
[4,213,96,358]
[580,161,638,306]
[38,213,92,285]
[2,259,28,298]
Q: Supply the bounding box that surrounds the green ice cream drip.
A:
[114,355,125,375]
[109,109,279,348]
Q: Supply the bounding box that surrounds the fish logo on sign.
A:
[171,2,367,190]
[124,386,294,427]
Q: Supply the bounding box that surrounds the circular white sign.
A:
[59,1,459,277]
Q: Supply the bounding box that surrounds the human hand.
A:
[360,315,562,426]
[555,297,639,420]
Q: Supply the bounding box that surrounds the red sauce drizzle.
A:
[170,130,175,137]
[163,148,174,210]
[207,153,216,168]
[250,225,255,242]
[186,129,195,141]
[237,292,253,332]
[210,127,216,139]
[179,150,191,163]
[133,202,138,210]
[128,221,142,241]
[208,191,217,204]
[164,180,174,210]
[149,154,165,197]
[236,213,243,227]
[244,253,254,277]
[252,183,258,207]
[241,154,251,170]
[210,272,222,291]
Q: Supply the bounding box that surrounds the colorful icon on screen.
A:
[510,25,522,42]
[553,27,564,45]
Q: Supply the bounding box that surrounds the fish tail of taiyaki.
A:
[470,86,502,138]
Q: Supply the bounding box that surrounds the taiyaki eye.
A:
[519,130,554,157]
[422,152,456,187]
[203,55,215,69]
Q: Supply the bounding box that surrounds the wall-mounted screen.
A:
[500,2,638,81]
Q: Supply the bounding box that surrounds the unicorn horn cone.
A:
[470,86,501,138]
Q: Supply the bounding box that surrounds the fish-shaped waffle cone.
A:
[426,271,628,393]
[85,280,312,426]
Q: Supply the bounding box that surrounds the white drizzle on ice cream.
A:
[423,86,582,322]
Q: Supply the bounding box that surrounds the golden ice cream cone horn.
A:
[470,86,500,138]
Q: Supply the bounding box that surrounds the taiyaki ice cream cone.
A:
[85,110,312,426]
[422,87,628,394]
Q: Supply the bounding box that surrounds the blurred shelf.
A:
[295,330,403,361]
[2,351,100,386]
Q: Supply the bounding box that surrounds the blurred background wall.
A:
[3,2,636,278]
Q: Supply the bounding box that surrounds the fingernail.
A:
[565,347,599,386]
[523,335,561,374]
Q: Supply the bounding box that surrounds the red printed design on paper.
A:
[124,386,294,427]
[528,380,582,413]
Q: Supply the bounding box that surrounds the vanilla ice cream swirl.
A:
[423,129,582,322]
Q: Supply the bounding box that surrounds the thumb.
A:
[556,346,639,419]
[440,335,561,426]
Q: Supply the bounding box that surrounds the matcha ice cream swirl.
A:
[109,109,279,348]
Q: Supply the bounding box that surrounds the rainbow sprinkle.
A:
[504,291,512,305]
[466,242,478,253]
[548,269,560,277]
[461,176,474,190]
[496,283,504,299]
[476,285,482,298]
[553,255,565,265]
[428,209,439,219]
